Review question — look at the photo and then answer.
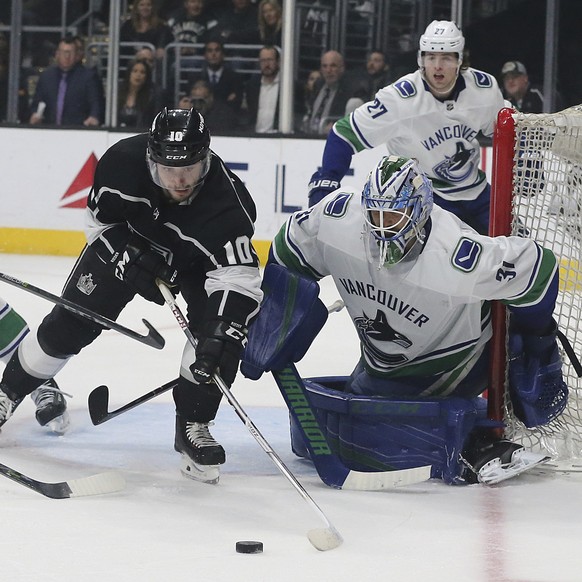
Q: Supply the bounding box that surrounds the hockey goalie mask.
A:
[362,156,433,269]
[417,20,464,94]
[147,107,211,202]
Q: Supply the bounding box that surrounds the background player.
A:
[0,297,68,433]
[271,156,566,483]
[0,108,263,484]
[308,20,506,234]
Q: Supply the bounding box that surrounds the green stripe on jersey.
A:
[0,308,28,351]
[273,227,322,280]
[335,116,367,152]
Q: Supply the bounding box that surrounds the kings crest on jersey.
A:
[333,67,505,202]
[271,190,557,397]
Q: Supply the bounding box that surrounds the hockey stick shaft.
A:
[88,378,178,425]
[157,281,342,551]
[0,271,165,349]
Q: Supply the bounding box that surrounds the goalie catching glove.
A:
[191,320,248,387]
[308,171,341,207]
[113,237,178,305]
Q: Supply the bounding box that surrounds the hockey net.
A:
[490,105,582,468]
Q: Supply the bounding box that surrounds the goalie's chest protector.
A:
[317,205,488,367]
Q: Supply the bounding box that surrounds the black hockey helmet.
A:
[147,107,210,168]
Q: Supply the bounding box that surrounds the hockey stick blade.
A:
[0,462,125,499]
[0,272,165,349]
[88,378,178,425]
[273,366,432,491]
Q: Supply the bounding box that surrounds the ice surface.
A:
[2,254,582,582]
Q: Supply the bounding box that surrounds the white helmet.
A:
[417,20,464,66]
[361,156,433,269]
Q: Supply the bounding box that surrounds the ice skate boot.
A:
[461,430,549,485]
[174,416,225,484]
[0,383,23,430]
[30,379,70,435]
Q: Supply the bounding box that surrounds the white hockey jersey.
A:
[334,68,506,201]
[272,190,557,396]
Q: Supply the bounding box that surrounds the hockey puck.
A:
[236,540,263,554]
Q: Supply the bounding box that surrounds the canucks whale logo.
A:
[354,309,412,368]
[433,141,475,183]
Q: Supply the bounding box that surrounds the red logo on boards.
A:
[59,153,98,209]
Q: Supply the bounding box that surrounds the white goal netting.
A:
[503,105,582,466]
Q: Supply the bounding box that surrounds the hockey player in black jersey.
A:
[0,108,263,483]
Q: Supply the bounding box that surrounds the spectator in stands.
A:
[29,35,103,127]
[256,0,283,46]
[353,49,392,102]
[215,0,259,44]
[499,60,565,114]
[120,0,172,60]
[301,50,355,135]
[74,35,106,122]
[167,0,218,55]
[179,78,238,132]
[244,45,280,133]
[189,39,243,112]
[117,58,165,129]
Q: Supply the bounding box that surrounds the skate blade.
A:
[479,450,551,485]
[180,455,220,485]
[44,411,71,435]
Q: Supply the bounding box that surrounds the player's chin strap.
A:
[156,279,343,552]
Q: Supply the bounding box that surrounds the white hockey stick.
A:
[0,461,125,499]
[157,281,342,552]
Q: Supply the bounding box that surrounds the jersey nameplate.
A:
[452,237,482,272]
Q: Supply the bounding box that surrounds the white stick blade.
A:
[307,527,343,551]
[67,471,126,497]
[341,465,431,490]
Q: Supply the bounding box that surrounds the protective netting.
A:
[504,106,582,466]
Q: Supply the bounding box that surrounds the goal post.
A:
[489,105,582,464]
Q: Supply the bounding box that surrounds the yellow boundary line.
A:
[0,227,271,266]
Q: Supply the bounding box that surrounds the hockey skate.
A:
[30,379,70,435]
[0,382,22,430]
[460,430,550,485]
[174,416,225,485]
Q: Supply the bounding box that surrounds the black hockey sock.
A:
[2,353,46,400]
[173,376,223,422]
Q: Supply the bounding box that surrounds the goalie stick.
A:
[0,461,126,499]
[0,272,165,350]
[157,281,343,552]
[88,378,178,425]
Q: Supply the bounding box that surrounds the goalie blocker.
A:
[242,265,551,485]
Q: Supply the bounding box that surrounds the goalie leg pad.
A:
[289,378,501,484]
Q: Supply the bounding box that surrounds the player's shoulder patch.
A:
[323,191,353,218]
[452,237,483,272]
[393,79,417,99]
[470,70,493,88]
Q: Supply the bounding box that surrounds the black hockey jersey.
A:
[86,132,262,326]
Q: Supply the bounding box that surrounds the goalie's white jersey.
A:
[334,68,505,201]
[272,190,557,396]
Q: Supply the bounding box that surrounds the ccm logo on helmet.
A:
[167,155,188,160]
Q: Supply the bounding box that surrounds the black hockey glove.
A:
[308,170,341,207]
[191,320,248,387]
[114,238,178,305]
